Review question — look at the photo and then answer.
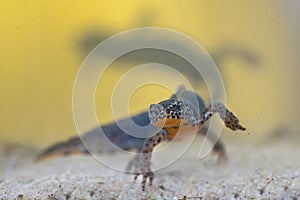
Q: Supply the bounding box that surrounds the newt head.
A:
[149,99,185,128]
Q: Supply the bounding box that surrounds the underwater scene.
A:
[0,1,299,199]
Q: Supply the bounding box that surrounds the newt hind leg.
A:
[199,127,228,164]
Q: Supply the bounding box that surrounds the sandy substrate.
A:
[0,138,299,200]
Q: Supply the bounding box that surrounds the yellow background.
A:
[0,1,298,147]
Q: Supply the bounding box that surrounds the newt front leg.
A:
[201,103,246,131]
[126,129,168,191]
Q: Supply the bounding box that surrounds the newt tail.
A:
[34,137,88,162]
[35,113,148,162]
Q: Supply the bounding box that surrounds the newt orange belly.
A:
[152,118,200,140]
